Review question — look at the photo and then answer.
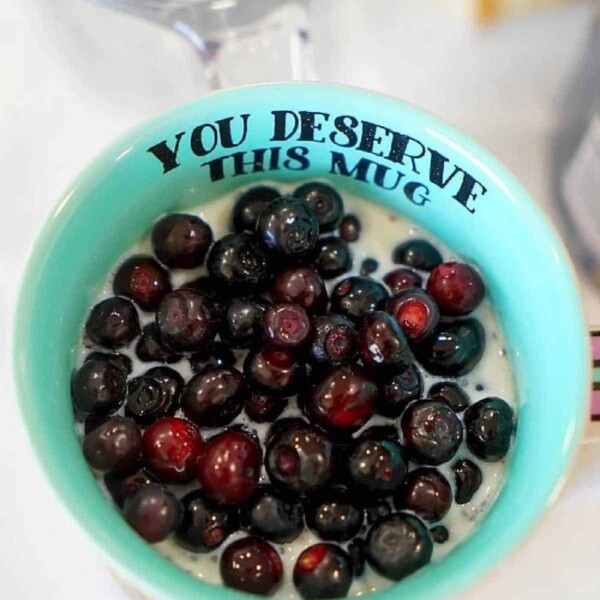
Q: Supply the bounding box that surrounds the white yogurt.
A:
[76,184,516,598]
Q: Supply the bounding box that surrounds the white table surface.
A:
[1,0,599,598]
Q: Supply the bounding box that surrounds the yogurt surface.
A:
[76,184,516,599]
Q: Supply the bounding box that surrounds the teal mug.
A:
[14,83,589,599]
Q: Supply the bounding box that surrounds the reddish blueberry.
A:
[307,365,377,434]
[452,458,483,504]
[272,266,327,314]
[123,483,183,543]
[464,397,514,461]
[85,297,140,349]
[387,289,440,341]
[338,214,361,243]
[383,268,423,294]
[392,239,442,271]
[358,311,411,370]
[82,416,142,475]
[231,186,281,233]
[309,314,357,369]
[331,276,389,321]
[142,417,202,484]
[245,391,287,423]
[181,367,247,428]
[394,468,452,522]
[113,255,171,311]
[71,359,127,415]
[263,303,312,350]
[220,537,283,596]
[196,430,262,504]
[220,296,270,348]
[293,543,352,599]
[151,213,213,269]
[426,261,485,316]
[244,347,305,396]
[313,237,352,280]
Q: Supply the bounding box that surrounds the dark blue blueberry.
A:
[464,397,514,461]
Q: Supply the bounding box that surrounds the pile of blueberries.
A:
[71,182,515,599]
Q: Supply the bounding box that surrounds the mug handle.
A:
[586,330,600,443]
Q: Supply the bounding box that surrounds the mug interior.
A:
[14,83,588,600]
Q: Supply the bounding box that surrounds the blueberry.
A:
[175,490,238,552]
[272,266,328,314]
[412,319,485,377]
[429,381,470,413]
[358,311,411,370]
[305,487,364,541]
[452,458,483,504]
[348,427,407,498]
[144,366,184,408]
[430,525,449,544]
[401,400,463,465]
[293,543,353,599]
[155,289,216,352]
[338,214,361,243]
[313,237,352,279]
[85,351,132,375]
[309,314,357,369]
[394,468,452,522]
[123,483,183,543]
[71,359,127,415]
[293,182,344,232]
[360,258,378,276]
[392,239,442,271]
[378,363,423,418]
[151,213,213,269]
[82,416,141,474]
[189,341,237,373]
[383,268,423,294]
[241,485,304,544]
[113,255,171,311]
[220,296,270,348]
[331,277,389,321]
[232,186,281,233]
[85,297,140,349]
[265,419,334,495]
[220,537,283,596]
[207,233,272,291]
[427,261,485,316]
[125,374,178,426]
[135,323,180,364]
[181,367,247,428]
[464,397,514,461]
[386,289,440,341]
[263,302,312,350]
[245,390,287,423]
[365,512,433,580]
[256,196,319,258]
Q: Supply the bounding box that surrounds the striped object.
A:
[591,331,600,420]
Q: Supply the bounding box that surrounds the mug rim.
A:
[13,82,590,600]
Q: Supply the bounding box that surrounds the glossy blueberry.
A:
[305,488,364,541]
[244,348,305,397]
[272,266,327,314]
[155,289,216,353]
[383,268,423,294]
[307,365,377,434]
[430,525,449,544]
[427,261,485,316]
[71,359,127,415]
[309,314,357,369]
[330,276,389,321]
[113,255,171,311]
[348,428,408,498]
[256,196,319,258]
[293,182,344,232]
[365,512,433,580]
[263,302,312,350]
[293,543,352,599]
[207,233,272,291]
[452,458,483,504]
[85,297,140,349]
[265,419,334,495]
[144,366,184,407]
[378,363,423,418]
[220,537,283,596]
[429,381,470,413]
[181,367,247,428]
[123,483,183,543]
[338,214,361,243]
[104,467,156,507]
[312,237,352,280]
[189,341,237,373]
[82,416,142,474]
[401,401,463,466]
[85,351,132,375]
[241,485,304,544]
[125,375,176,426]
[358,311,411,370]
[360,257,379,276]
[245,391,287,423]
[142,417,202,484]
[392,239,442,272]
[175,490,238,552]
[151,213,213,269]
[232,186,281,233]
[394,468,452,522]
[387,289,440,341]
[220,296,270,348]
[412,319,485,377]
[464,397,514,461]
[197,430,262,505]
[135,323,180,364]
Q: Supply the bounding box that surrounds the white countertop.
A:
[1,0,599,597]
